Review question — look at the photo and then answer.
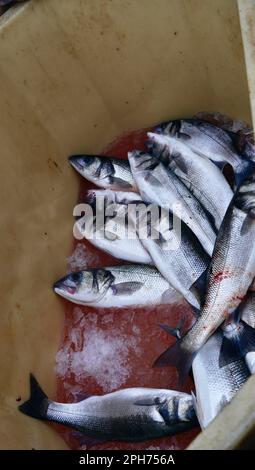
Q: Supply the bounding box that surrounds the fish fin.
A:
[18,374,49,420]
[158,319,185,340]
[240,210,255,236]
[211,160,229,172]
[109,176,133,189]
[70,430,105,448]
[153,340,195,386]
[71,392,91,402]
[133,397,164,406]
[219,320,255,367]
[112,281,143,295]
[161,288,180,304]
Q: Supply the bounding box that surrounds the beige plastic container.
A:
[0,0,254,450]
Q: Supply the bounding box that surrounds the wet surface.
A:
[55,128,200,449]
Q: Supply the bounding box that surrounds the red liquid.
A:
[54,128,200,450]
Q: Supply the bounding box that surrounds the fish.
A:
[147,132,233,229]
[153,118,252,184]
[224,292,255,374]
[19,374,198,442]
[80,190,210,308]
[192,328,250,429]
[154,168,255,384]
[139,212,209,309]
[53,264,182,308]
[69,155,137,191]
[75,190,152,264]
[128,150,216,256]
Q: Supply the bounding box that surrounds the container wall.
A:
[0,0,251,449]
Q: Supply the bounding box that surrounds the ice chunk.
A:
[55,310,141,392]
[67,243,100,271]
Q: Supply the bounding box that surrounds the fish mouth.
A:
[53,271,83,295]
[69,155,94,171]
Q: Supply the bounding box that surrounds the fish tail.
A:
[18,374,49,420]
[219,320,255,368]
[153,335,195,386]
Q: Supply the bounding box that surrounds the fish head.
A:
[147,132,191,172]
[53,269,114,304]
[161,393,196,424]
[128,150,159,173]
[69,155,114,183]
[175,394,197,423]
[147,132,173,163]
[154,119,182,137]
[235,169,255,214]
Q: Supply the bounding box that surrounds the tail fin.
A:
[154,324,195,386]
[219,320,255,368]
[18,374,49,420]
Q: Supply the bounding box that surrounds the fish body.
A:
[53,265,182,308]
[128,150,216,256]
[76,190,152,264]
[155,169,255,383]
[19,375,197,442]
[147,132,233,229]
[236,292,255,374]
[139,217,209,309]
[69,155,136,191]
[192,329,249,429]
[154,118,252,183]
[77,191,209,307]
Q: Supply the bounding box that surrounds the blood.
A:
[213,272,230,283]
[55,127,200,450]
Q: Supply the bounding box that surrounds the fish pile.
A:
[19,113,255,443]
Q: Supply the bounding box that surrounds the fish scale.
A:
[154,118,252,183]
[53,265,182,308]
[154,168,255,384]
[128,150,216,256]
[69,155,136,191]
[19,375,197,442]
[193,329,249,429]
[147,132,233,229]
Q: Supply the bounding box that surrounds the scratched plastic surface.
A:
[55,128,200,450]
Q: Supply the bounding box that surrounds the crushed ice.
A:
[56,307,142,393]
[67,243,101,272]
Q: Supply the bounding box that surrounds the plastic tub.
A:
[0,0,254,449]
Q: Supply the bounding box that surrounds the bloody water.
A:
[54,128,200,450]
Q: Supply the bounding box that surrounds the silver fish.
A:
[192,328,249,429]
[139,214,209,309]
[154,168,255,384]
[154,118,252,184]
[147,132,233,229]
[227,292,255,374]
[19,375,198,442]
[81,190,209,308]
[53,265,182,308]
[75,190,152,264]
[69,155,137,191]
[128,150,216,256]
